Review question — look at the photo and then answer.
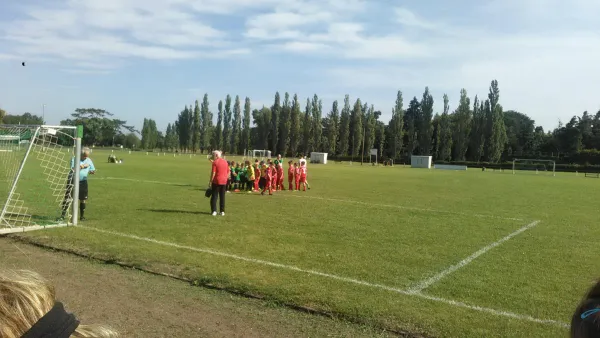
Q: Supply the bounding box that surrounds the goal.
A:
[512,158,556,176]
[248,149,271,160]
[0,125,83,234]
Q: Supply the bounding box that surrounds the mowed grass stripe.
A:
[78,224,569,329]
[89,177,523,288]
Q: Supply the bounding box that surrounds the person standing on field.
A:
[209,150,228,216]
[60,147,95,221]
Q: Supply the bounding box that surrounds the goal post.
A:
[0,125,82,234]
[512,158,556,177]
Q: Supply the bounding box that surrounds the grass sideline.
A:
[5,149,599,337]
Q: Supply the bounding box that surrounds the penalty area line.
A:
[407,220,541,294]
[77,225,566,329]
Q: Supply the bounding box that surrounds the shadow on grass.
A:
[141,209,212,215]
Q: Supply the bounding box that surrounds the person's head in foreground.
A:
[0,269,118,338]
[81,147,91,159]
[572,280,600,337]
[212,150,222,160]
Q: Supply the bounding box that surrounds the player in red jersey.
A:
[260,162,272,195]
[294,162,301,191]
[253,160,260,191]
[276,161,285,191]
[287,160,295,191]
[270,162,278,191]
[299,162,307,191]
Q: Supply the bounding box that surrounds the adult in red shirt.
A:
[209,150,228,216]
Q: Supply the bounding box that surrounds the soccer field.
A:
[8,150,600,337]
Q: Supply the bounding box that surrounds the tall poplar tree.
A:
[338,95,351,156]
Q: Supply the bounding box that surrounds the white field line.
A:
[408,220,541,293]
[78,225,567,328]
[97,177,523,221]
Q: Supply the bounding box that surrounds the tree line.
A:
[3,78,600,164]
[154,79,600,163]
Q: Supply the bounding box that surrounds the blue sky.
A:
[1,0,599,132]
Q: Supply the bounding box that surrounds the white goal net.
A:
[512,159,556,176]
[0,125,82,234]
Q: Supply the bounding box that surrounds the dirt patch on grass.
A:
[0,237,396,338]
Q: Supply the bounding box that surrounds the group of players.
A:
[224,155,309,195]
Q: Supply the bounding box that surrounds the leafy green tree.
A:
[289,94,301,156]
[302,98,312,155]
[279,93,291,155]
[438,107,453,161]
[418,87,434,155]
[175,106,193,151]
[141,118,149,149]
[432,113,441,160]
[223,95,232,153]
[271,92,281,154]
[404,97,420,155]
[242,97,251,153]
[232,95,242,154]
[485,80,507,162]
[468,97,486,161]
[252,106,271,150]
[124,132,141,149]
[555,116,582,154]
[165,123,178,151]
[326,100,340,155]
[363,105,376,158]
[312,94,323,152]
[350,98,363,157]
[452,89,472,161]
[375,120,386,159]
[578,111,594,149]
[388,91,404,160]
[215,101,223,150]
[192,100,201,152]
[61,108,136,147]
[200,94,211,152]
[2,113,44,125]
[338,95,351,156]
[503,110,535,156]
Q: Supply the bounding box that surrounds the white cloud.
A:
[0,0,256,71]
[394,7,437,30]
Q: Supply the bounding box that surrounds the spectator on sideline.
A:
[209,150,228,216]
[0,269,117,338]
[571,280,600,337]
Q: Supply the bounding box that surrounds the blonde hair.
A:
[0,269,118,338]
[81,147,91,158]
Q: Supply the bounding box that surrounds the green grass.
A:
[7,150,600,337]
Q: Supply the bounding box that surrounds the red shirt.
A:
[288,167,295,180]
[212,158,229,185]
[295,168,301,180]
